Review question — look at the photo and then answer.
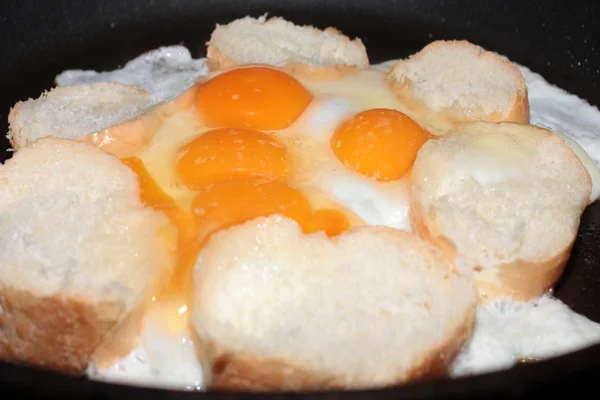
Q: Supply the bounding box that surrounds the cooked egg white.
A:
[451,294,600,377]
[61,48,600,390]
[87,305,204,390]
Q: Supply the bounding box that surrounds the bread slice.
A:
[388,41,529,134]
[192,215,477,391]
[0,137,176,374]
[206,15,369,80]
[7,82,165,157]
[410,122,591,302]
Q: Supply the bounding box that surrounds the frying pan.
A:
[1,0,600,398]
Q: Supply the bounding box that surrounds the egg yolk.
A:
[331,108,431,181]
[122,157,196,242]
[191,178,349,242]
[175,127,291,189]
[121,157,199,314]
[196,66,313,130]
[305,209,350,237]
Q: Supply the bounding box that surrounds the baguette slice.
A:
[388,41,530,134]
[192,215,477,391]
[0,137,176,373]
[8,83,155,153]
[7,82,197,158]
[410,122,591,301]
[206,15,369,80]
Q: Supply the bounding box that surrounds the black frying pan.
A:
[1,1,600,398]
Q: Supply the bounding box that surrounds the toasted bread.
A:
[410,122,591,301]
[0,137,176,373]
[206,15,369,80]
[192,215,477,391]
[388,41,529,134]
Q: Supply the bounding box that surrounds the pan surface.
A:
[1,0,600,398]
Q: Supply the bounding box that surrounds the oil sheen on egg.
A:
[73,48,600,390]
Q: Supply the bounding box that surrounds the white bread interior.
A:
[192,215,477,391]
[388,41,530,133]
[410,122,591,301]
[7,82,159,156]
[0,137,176,373]
[206,15,369,80]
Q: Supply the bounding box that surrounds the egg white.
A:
[66,48,600,390]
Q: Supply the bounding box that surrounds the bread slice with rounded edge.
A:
[387,41,530,135]
[410,121,591,302]
[0,137,176,374]
[7,82,198,157]
[206,15,369,80]
[192,215,477,391]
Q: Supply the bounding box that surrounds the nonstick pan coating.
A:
[1,0,599,398]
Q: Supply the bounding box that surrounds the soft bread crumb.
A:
[410,122,591,301]
[389,41,529,125]
[207,15,368,74]
[192,215,477,390]
[0,137,176,373]
[7,83,154,150]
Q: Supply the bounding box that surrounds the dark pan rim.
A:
[2,1,600,397]
[2,324,600,398]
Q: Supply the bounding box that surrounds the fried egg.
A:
[83,60,434,389]
[67,46,600,390]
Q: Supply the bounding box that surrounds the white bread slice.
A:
[192,215,477,391]
[8,83,153,150]
[206,15,369,80]
[410,122,591,302]
[7,82,198,157]
[388,41,530,134]
[0,137,176,374]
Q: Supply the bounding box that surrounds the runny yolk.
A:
[195,66,313,130]
[175,127,291,189]
[305,209,350,237]
[122,158,350,334]
[191,178,349,243]
[121,157,196,243]
[331,108,431,181]
[121,157,199,332]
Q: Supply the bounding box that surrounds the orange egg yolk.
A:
[124,157,350,319]
[121,157,201,316]
[121,157,196,243]
[175,127,291,189]
[196,66,313,130]
[331,108,431,181]
[191,178,349,242]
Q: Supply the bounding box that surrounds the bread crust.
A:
[0,285,120,374]
[0,138,178,374]
[388,40,530,134]
[475,248,572,302]
[0,227,175,375]
[198,306,475,392]
[409,124,591,302]
[410,209,573,302]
